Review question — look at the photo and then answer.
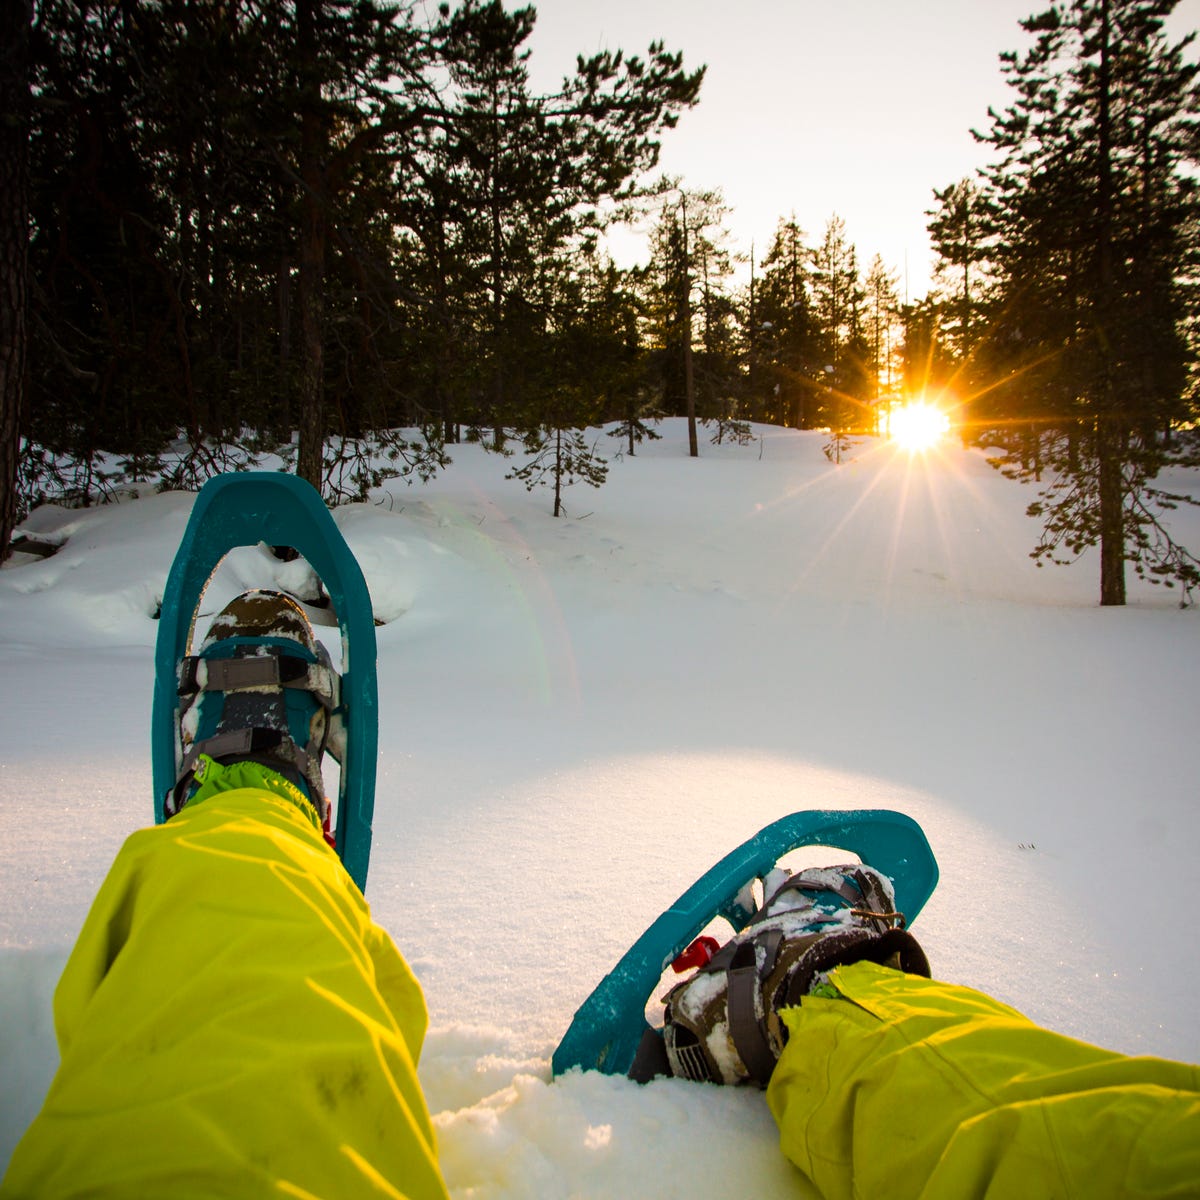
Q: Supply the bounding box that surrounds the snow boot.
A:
[660,864,930,1087]
[164,589,339,825]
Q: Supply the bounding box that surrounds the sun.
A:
[890,402,950,452]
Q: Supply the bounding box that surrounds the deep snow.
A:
[2,423,1198,1197]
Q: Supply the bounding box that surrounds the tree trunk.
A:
[276,249,293,434]
[433,230,456,445]
[553,426,563,517]
[1098,417,1126,606]
[489,203,505,452]
[0,0,31,561]
[747,245,758,418]
[684,335,697,457]
[1095,0,1125,607]
[487,80,506,454]
[681,201,698,458]
[296,0,327,494]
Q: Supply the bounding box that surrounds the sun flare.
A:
[890,402,950,452]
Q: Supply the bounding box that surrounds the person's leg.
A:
[2,773,448,1200]
[767,961,1200,1200]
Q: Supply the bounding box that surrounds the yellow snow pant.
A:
[767,961,1200,1200]
[1,788,449,1200]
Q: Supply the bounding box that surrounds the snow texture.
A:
[2,423,1198,1197]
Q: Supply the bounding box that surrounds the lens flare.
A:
[890,402,950,452]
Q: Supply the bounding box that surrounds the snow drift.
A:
[3,423,1197,1196]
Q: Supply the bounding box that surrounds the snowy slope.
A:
[2,423,1198,1197]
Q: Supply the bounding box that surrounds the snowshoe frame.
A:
[552,808,938,1078]
[152,472,379,892]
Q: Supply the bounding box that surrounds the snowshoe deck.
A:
[152,472,378,892]
[552,808,938,1078]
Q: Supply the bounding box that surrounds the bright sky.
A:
[523,0,1200,299]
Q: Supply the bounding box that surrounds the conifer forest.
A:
[0,0,1197,604]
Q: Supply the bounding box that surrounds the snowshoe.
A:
[552,808,938,1080]
[152,472,378,892]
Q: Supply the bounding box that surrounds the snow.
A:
[2,422,1198,1196]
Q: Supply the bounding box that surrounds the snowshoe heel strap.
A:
[166,728,322,818]
[727,930,784,1087]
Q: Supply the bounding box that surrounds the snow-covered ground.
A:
[2,422,1198,1196]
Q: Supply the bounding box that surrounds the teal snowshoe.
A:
[153,472,378,891]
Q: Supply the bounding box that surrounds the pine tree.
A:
[927,180,990,362]
[754,217,815,428]
[692,204,744,443]
[507,425,609,517]
[25,0,434,500]
[25,0,183,500]
[811,216,865,459]
[417,2,702,449]
[863,255,902,432]
[644,199,692,450]
[434,1,543,449]
[504,252,610,517]
[975,0,1200,604]
[842,248,875,432]
[19,0,701,510]
[555,258,658,456]
[926,179,993,434]
[285,0,429,489]
[643,188,733,455]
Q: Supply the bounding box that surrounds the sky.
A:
[522,0,1200,299]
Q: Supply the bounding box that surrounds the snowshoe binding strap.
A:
[754,865,905,933]
[659,863,929,1087]
[165,726,327,818]
[177,654,339,709]
[166,590,337,824]
[726,930,785,1086]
